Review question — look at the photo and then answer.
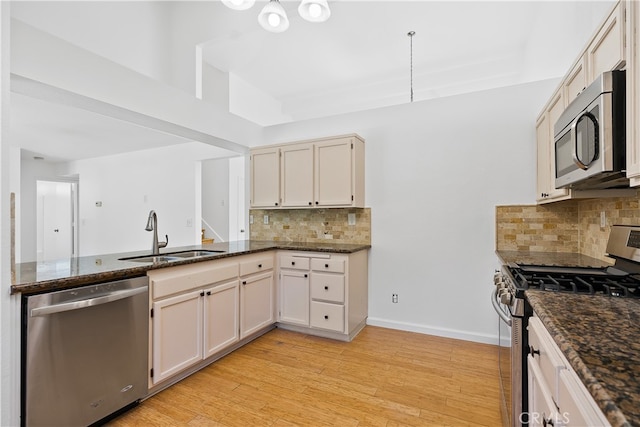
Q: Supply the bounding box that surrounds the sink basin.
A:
[169,250,225,258]
[119,250,225,263]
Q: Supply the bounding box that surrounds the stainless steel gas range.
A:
[492,225,640,427]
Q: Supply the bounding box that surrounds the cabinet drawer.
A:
[310,273,344,303]
[310,301,344,332]
[240,256,274,276]
[528,317,566,401]
[280,256,310,271]
[311,258,345,273]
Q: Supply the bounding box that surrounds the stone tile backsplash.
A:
[250,208,371,245]
[496,191,640,261]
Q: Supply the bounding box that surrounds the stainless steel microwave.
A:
[554,70,626,190]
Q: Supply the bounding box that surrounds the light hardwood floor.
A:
[109,326,501,426]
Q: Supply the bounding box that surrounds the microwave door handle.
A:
[571,113,589,170]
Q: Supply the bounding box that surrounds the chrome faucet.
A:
[145,210,168,254]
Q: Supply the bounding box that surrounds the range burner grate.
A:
[510,268,640,298]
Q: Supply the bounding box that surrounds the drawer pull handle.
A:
[324,286,329,290]
[324,315,329,320]
[325,264,329,268]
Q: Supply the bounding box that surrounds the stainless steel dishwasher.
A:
[22,276,149,427]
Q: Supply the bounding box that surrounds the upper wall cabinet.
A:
[536,1,629,203]
[626,0,640,185]
[250,134,365,209]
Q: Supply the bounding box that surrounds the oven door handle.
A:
[491,289,512,326]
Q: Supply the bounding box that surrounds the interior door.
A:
[38,180,73,262]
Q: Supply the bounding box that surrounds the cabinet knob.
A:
[200,291,205,297]
[325,264,329,268]
[324,315,329,320]
[315,201,319,205]
[304,274,308,278]
[258,264,262,268]
[275,202,279,206]
[206,291,211,296]
[308,202,312,206]
[242,281,247,285]
[324,286,328,290]
[529,345,540,357]
[542,415,554,427]
[292,261,295,266]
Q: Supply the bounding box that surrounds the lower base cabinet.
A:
[528,316,610,426]
[147,254,274,388]
[277,249,368,341]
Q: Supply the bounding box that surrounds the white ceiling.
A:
[9,0,617,161]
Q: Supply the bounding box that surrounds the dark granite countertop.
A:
[526,291,640,427]
[496,250,612,269]
[11,240,371,295]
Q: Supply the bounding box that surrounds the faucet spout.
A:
[145,210,168,254]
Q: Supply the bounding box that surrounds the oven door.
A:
[492,289,524,427]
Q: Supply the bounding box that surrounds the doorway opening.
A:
[36,180,79,262]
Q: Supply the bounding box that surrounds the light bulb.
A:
[268,12,281,27]
[308,3,322,18]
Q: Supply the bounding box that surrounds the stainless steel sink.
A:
[119,250,225,263]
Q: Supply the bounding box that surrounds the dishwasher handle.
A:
[31,286,147,317]
[491,288,512,326]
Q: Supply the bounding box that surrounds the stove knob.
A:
[500,292,512,305]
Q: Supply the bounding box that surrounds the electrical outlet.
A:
[186,218,193,227]
[392,293,398,303]
[324,233,333,239]
[263,215,269,224]
[600,211,606,228]
[348,213,356,226]
[249,215,254,224]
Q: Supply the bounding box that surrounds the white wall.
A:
[202,158,230,242]
[261,79,558,344]
[62,143,210,256]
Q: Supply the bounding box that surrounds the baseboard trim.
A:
[366,317,500,345]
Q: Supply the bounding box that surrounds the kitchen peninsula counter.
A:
[526,291,640,427]
[11,240,371,295]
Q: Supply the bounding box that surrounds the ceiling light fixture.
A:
[223,0,331,33]
[298,0,331,23]
[221,0,256,11]
[258,0,290,33]
[408,30,415,103]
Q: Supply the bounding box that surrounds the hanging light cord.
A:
[408,31,415,103]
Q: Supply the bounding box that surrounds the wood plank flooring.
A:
[109,326,501,427]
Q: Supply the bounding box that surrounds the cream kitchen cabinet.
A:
[250,146,281,208]
[250,134,365,209]
[587,1,625,82]
[276,249,368,341]
[239,253,275,338]
[147,259,239,386]
[625,0,640,185]
[528,316,610,427]
[536,92,571,204]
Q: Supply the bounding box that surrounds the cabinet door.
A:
[627,0,640,185]
[203,280,240,358]
[251,147,280,208]
[540,92,570,203]
[588,2,625,81]
[279,270,310,326]
[558,369,610,426]
[536,113,552,203]
[315,138,353,206]
[564,58,587,104]
[152,290,203,385]
[240,272,275,338]
[281,143,314,207]
[528,355,563,427]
